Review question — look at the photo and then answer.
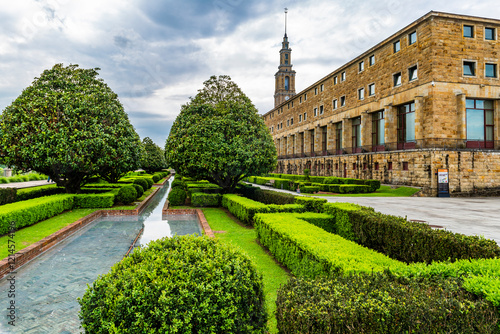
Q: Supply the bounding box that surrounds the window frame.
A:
[397,102,416,150]
[485,27,496,41]
[408,64,418,81]
[314,107,318,117]
[358,87,365,100]
[351,117,362,152]
[408,31,417,45]
[371,110,385,151]
[319,105,324,115]
[393,72,402,87]
[333,99,338,110]
[369,54,375,66]
[334,76,338,85]
[393,40,400,53]
[485,63,498,78]
[465,98,494,148]
[368,83,375,96]
[463,60,477,77]
[341,71,346,82]
[359,61,364,72]
[340,95,346,107]
[463,24,474,38]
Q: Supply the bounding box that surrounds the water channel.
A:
[0,177,202,333]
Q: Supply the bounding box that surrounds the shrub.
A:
[323,177,342,184]
[191,193,221,207]
[267,204,305,213]
[171,177,185,190]
[303,168,310,181]
[143,177,154,189]
[131,184,144,199]
[132,178,148,193]
[328,184,340,193]
[74,193,115,208]
[322,202,367,240]
[9,176,22,183]
[254,212,404,278]
[339,184,370,193]
[364,179,381,192]
[300,186,319,194]
[116,186,137,205]
[78,236,268,334]
[168,187,187,206]
[294,197,327,212]
[222,194,269,225]
[0,188,17,205]
[0,194,74,234]
[0,177,9,184]
[238,186,297,205]
[151,174,160,183]
[276,274,499,334]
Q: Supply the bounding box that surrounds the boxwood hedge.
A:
[191,192,221,207]
[78,236,267,333]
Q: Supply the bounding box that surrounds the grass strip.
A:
[0,208,97,259]
[201,207,289,334]
[309,185,421,197]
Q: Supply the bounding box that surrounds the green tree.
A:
[0,64,142,192]
[141,137,166,173]
[165,75,277,193]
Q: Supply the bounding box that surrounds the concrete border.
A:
[164,209,214,238]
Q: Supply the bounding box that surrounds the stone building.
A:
[262,11,500,196]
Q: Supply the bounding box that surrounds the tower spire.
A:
[284,8,288,36]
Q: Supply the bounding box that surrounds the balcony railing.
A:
[276,139,500,159]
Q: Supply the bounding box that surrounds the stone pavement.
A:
[248,183,500,244]
[0,180,55,189]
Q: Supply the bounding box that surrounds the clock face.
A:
[285,96,289,100]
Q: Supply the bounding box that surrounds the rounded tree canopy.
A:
[141,137,167,173]
[0,64,142,192]
[165,75,277,192]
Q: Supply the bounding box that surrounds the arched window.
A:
[285,76,289,91]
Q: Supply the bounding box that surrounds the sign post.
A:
[437,168,450,197]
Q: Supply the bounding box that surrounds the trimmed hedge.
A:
[254,212,404,278]
[300,186,319,194]
[133,178,148,192]
[0,188,17,205]
[131,184,144,198]
[222,194,269,225]
[276,274,499,334]
[0,194,75,234]
[237,184,297,205]
[74,193,115,208]
[322,202,500,264]
[267,204,305,213]
[168,188,187,206]
[16,184,64,201]
[79,236,268,333]
[294,197,327,213]
[191,193,221,207]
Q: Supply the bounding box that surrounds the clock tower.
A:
[274,8,296,107]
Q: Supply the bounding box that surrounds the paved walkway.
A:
[249,183,500,244]
[0,180,55,189]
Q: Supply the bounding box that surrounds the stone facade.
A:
[263,11,500,196]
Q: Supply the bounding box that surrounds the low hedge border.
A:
[74,193,115,208]
[254,212,405,279]
[0,188,17,205]
[276,274,499,333]
[191,193,222,207]
[237,183,297,205]
[322,202,500,264]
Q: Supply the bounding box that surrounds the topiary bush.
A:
[131,184,144,199]
[0,177,9,184]
[168,187,186,206]
[143,177,154,189]
[132,178,148,193]
[116,185,137,204]
[171,177,185,190]
[151,174,160,183]
[78,236,268,334]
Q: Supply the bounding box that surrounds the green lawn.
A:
[201,208,289,333]
[0,208,98,260]
[308,185,421,197]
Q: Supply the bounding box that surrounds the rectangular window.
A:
[334,76,338,85]
[403,162,409,170]
[291,101,294,107]
[291,118,294,125]
[335,122,342,151]
[393,40,400,53]
[319,105,324,115]
[369,55,375,66]
[315,87,318,95]
[341,71,346,81]
[340,96,346,107]
[374,162,379,171]
[303,112,307,121]
[363,163,368,170]
[408,65,418,81]
[314,107,318,117]
[352,163,357,170]
[300,97,302,103]
[320,84,324,92]
[463,25,474,38]
[358,87,365,100]
[333,99,338,110]
[463,61,476,76]
[352,117,361,152]
[335,163,339,170]
[393,72,402,86]
[409,31,417,45]
[359,61,364,72]
[304,93,307,101]
[368,83,375,96]
[466,99,494,148]
[287,120,289,127]
[485,27,496,40]
[280,122,283,129]
[486,63,497,78]
[299,114,302,122]
[388,162,393,170]
[287,103,290,109]
[397,102,416,149]
[372,110,385,150]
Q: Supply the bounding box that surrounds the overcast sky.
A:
[2,0,500,146]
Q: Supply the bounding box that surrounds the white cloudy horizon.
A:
[2,0,500,146]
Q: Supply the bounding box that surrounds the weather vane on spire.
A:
[284,8,288,35]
